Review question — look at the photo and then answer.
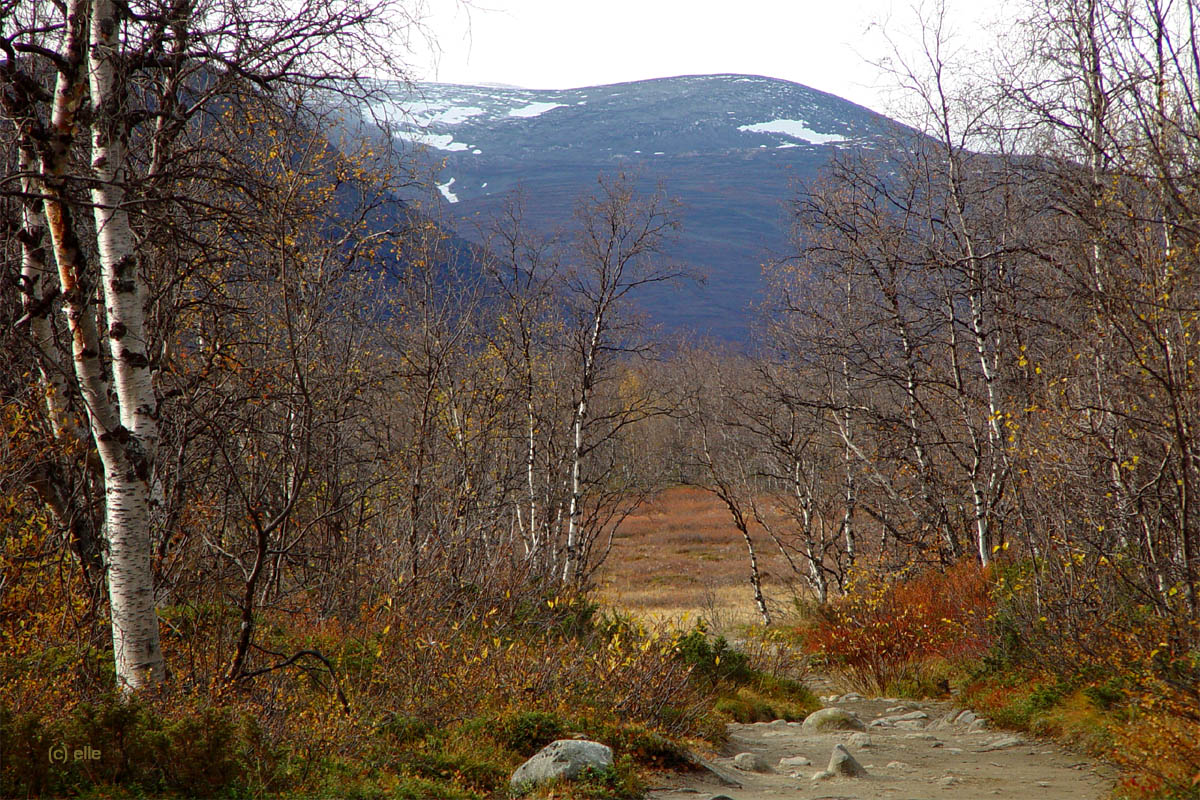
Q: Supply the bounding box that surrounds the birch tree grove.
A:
[748,0,1200,666]
[481,176,690,586]
[2,0,415,691]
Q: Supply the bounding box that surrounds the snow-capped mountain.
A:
[354,74,905,340]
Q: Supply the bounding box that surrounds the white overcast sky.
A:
[408,1,1005,114]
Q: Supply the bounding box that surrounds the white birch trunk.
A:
[563,313,602,584]
[17,148,79,443]
[794,462,828,605]
[87,0,166,689]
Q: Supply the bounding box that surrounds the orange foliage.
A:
[804,561,995,693]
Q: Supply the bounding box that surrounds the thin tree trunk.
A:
[88,0,166,689]
[564,313,602,583]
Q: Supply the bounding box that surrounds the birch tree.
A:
[559,174,686,584]
[1,0,418,690]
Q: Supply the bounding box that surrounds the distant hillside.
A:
[345,74,909,340]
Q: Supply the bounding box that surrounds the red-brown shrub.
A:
[803,560,995,694]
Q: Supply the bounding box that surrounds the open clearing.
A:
[595,486,799,627]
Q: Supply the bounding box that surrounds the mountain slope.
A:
[354,74,907,340]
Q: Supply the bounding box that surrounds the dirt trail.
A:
[649,694,1115,800]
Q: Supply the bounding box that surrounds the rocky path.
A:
[649,694,1114,800]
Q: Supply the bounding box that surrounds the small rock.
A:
[934,711,959,729]
[1038,781,1051,788]
[840,692,865,701]
[939,775,961,787]
[684,754,743,789]
[887,760,912,770]
[869,718,895,727]
[778,756,813,769]
[904,733,938,740]
[982,735,1023,751]
[510,739,613,792]
[802,707,867,732]
[811,770,834,781]
[955,710,977,725]
[895,710,930,721]
[710,795,736,800]
[846,732,872,748]
[895,719,928,730]
[732,752,771,773]
[947,748,964,755]
[968,718,989,732]
[886,703,919,713]
[767,718,790,728]
[826,744,869,778]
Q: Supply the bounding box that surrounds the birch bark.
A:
[87,0,166,689]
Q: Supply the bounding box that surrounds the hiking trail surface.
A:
[649,693,1115,800]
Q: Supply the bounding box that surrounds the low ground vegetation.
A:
[791,560,1200,800]
[0,538,817,799]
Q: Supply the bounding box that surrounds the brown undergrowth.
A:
[0,505,816,799]
[790,559,1199,799]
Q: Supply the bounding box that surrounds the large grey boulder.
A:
[802,707,867,732]
[510,739,613,793]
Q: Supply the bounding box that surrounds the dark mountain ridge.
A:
[347,74,911,340]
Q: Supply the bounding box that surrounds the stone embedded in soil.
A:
[779,755,813,769]
[685,754,743,788]
[895,719,928,730]
[846,732,873,748]
[956,710,978,725]
[981,735,1023,751]
[802,707,867,732]
[732,752,771,772]
[880,710,930,729]
[825,744,869,778]
[886,702,920,713]
[896,710,930,721]
[934,711,959,729]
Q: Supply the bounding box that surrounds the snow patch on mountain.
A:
[403,102,487,126]
[438,177,459,203]
[508,101,565,118]
[738,119,846,144]
[404,131,471,151]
